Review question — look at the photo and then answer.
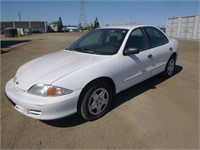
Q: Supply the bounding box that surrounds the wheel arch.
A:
[171,52,177,61]
[163,52,177,78]
[77,77,116,111]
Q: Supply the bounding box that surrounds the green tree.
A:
[94,17,100,29]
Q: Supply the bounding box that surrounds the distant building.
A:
[62,25,78,32]
[166,15,200,40]
[1,21,48,33]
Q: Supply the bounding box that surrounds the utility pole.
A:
[130,13,133,24]
[18,11,21,22]
[78,0,87,28]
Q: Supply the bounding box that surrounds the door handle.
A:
[148,54,153,59]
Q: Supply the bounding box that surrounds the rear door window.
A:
[145,27,169,48]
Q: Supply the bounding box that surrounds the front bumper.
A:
[5,79,82,120]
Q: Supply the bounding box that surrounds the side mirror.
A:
[123,47,139,56]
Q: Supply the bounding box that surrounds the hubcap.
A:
[88,88,109,115]
[167,59,175,75]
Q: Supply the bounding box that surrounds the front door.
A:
[119,28,153,91]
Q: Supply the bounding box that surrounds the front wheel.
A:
[78,81,113,121]
[163,56,176,78]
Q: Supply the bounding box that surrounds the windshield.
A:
[67,28,128,55]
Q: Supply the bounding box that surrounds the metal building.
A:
[1,21,48,33]
[166,15,200,40]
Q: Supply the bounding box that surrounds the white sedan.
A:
[5,25,179,121]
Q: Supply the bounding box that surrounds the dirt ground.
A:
[1,32,199,149]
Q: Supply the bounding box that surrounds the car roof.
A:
[101,24,155,30]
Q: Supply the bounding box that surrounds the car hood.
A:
[14,50,111,91]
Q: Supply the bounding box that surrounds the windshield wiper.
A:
[68,47,97,54]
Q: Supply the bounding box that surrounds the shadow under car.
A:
[42,65,183,127]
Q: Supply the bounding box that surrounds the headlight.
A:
[28,84,73,97]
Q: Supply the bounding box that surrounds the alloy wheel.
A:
[167,59,175,76]
[88,88,109,115]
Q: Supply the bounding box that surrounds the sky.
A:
[1,0,199,27]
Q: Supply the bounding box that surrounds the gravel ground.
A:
[1,32,199,149]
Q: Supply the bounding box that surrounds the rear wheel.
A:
[78,81,113,121]
[163,56,176,77]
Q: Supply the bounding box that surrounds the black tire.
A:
[163,56,176,78]
[78,80,113,121]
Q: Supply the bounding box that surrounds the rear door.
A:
[144,27,172,76]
